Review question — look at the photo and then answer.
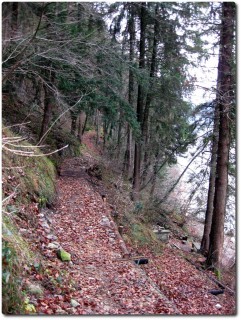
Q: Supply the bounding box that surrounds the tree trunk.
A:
[123,124,132,178]
[70,110,78,136]
[200,103,219,255]
[95,109,100,145]
[77,111,86,143]
[11,2,19,34]
[39,84,52,142]
[116,111,123,161]
[103,119,108,151]
[142,4,158,185]
[207,2,235,269]
[133,2,147,201]
[150,152,160,197]
[123,4,135,177]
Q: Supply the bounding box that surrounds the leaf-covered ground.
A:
[21,133,236,315]
[28,160,178,315]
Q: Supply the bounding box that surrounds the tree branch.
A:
[2,3,46,84]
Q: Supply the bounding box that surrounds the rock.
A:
[103,305,111,312]
[71,299,80,308]
[46,234,57,241]
[47,242,60,249]
[108,232,116,238]
[157,230,171,242]
[215,304,222,309]
[29,299,38,307]
[192,242,201,252]
[26,283,44,297]
[57,249,71,262]
[56,308,68,315]
[40,221,50,229]
[100,216,111,227]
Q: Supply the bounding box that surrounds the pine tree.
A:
[207,2,236,269]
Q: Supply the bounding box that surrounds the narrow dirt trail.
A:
[32,133,235,315]
[49,157,179,314]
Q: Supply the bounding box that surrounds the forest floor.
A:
[23,132,236,315]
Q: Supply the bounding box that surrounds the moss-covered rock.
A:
[57,249,71,262]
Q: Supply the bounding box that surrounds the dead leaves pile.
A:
[141,247,236,315]
[31,173,178,315]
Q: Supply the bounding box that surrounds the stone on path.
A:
[57,249,71,261]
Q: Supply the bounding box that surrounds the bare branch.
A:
[37,91,93,145]
[2,3,46,84]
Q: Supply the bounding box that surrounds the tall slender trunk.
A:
[123,124,132,177]
[142,4,158,185]
[70,110,77,136]
[150,151,160,197]
[103,119,108,151]
[123,4,135,177]
[117,111,123,161]
[11,2,18,34]
[133,2,147,201]
[200,103,219,255]
[39,84,52,142]
[77,111,86,143]
[95,109,100,145]
[207,2,235,269]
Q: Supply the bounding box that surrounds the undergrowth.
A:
[2,215,35,314]
[2,126,56,206]
[99,162,166,255]
[2,126,57,314]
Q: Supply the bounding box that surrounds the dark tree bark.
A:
[133,2,147,200]
[11,2,19,33]
[142,3,159,185]
[95,109,100,145]
[123,4,135,177]
[70,110,78,136]
[39,84,52,142]
[207,2,235,269]
[77,111,86,143]
[103,118,108,151]
[39,66,55,143]
[116,110,124,160]
[200,103,219,255]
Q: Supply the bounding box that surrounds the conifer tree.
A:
[207,2,236,269]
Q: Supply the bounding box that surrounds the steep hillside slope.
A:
[2,127,57,314]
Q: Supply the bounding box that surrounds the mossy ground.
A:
[2,127,57,314]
